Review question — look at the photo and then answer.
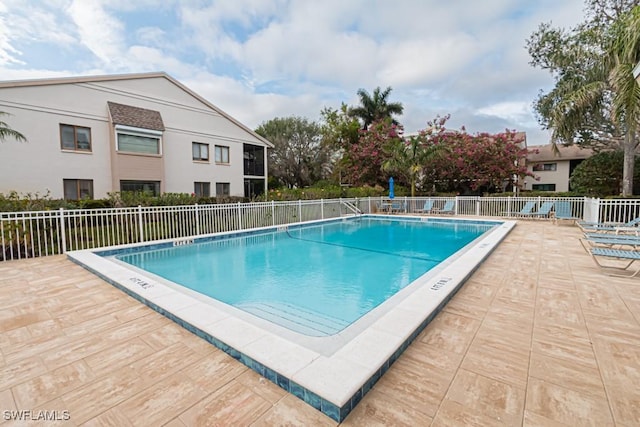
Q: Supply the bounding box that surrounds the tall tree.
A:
[0,112,26,142]
[348,86,404,130]
[416,115,532,194]
[382,134,431,197]
[527,1,640,195]
[255,116,329,188]
[341,119,403,186]
[320,104,361,184]
[428,130,532,194]
[570,150,640,196]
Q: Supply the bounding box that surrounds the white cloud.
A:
[66,0,125,67]
[135,27,165,46]
[0,0,587,147]
[0,14,23,65]
[477,101,536,126]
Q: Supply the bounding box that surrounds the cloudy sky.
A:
[0,0,586,145]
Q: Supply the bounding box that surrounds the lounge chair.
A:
[390,201,405,214]
[584,232,640,241]
[521,201,554,218]
[433,200,455,215]
[415,200,434,214]
[510,201,537,217]
[582,243,640,277]
[581,234,640,249]
[578,216,640,233]
[554,201,577,224]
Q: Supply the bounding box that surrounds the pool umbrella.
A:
[389,177,395,199]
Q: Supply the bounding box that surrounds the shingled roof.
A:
[528,144,593,162]
[107,101,165,131]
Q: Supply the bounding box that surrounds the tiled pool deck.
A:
[0,220,639,426]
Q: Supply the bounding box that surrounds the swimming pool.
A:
[115,217,494,337]
[68,214,515,421]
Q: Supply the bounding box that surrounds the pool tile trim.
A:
[67,215,515,422]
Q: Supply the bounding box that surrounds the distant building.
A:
[524,144,593,192]
[0,72,272,199]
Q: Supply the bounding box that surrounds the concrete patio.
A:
[0,221,638,426]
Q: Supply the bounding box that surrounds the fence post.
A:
[298,200,302,223]
[368,197,371,214]
[59,208,67,254]
[138,205,144,242]
[473,196,478,216]
[271,200,275,226]
[321,199,324,219]
[237,202,242,230]
[195,204,200,236]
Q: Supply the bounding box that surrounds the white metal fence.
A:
[1,196,638,262]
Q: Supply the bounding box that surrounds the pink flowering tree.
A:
[339,112,535,195]
[426,123,535,194]
[342,119,403,186]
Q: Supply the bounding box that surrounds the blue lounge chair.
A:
[583,245,640,277]
[582,234,640,249]
[390,201,405,214]
[554,201,577,224]
[521,201,554,218]
[578,216,640,233]
[584,232,640,241]
[433,200,455,215]
[415,200,434,214]
[512,201,537,217]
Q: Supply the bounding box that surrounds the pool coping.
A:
[67,215,515,422]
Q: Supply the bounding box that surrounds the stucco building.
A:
[524,144,593,192]
[0,72,272,199]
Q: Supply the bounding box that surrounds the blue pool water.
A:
[116,217,494,336]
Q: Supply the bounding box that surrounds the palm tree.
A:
[610,6,640,195]
[540,6,640,196]
[382,134,430,197]
[0,112,26,142]
[348,86,404,130]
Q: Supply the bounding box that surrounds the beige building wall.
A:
[0,73,272,199]
[523,144,593,192]
[524,161,572,192]
[0,91,113,198]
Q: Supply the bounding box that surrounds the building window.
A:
[194,182,210,197]
[215,145,230,164]
[60,124,91,151]
[216,182,230,196]
[117,132,161,155]
[192,142,209,161]
[533,163,557,172]
[244,178,265,198]
[532,184,556,191]
[120,180,160,196]
[63,179,94,200]
[243,144,265,176]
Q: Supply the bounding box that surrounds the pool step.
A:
[237,301,350,337]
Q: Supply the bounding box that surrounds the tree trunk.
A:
[622,132,636,196]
